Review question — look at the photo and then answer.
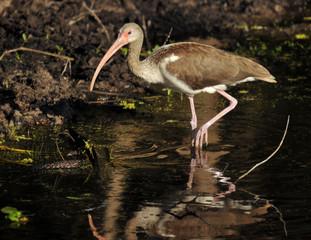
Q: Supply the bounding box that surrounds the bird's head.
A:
[119,23,142,43]
[89,23,143,91]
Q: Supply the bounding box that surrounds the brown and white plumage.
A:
[145,42,275,95]
[90,23,276,148]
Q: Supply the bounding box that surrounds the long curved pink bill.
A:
[89,34,128,91]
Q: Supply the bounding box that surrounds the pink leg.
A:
[195,90,238,149]
[188,97,197,146]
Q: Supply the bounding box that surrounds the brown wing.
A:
[152,42,274,90]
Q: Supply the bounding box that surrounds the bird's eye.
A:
[128,31,132,35]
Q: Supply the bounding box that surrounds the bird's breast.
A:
[133,59,165,84]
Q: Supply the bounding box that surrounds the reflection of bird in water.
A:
[90,23,276,148]
[121,149,272,239]
[187,149,236,200]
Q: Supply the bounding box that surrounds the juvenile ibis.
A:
[89,23,276,149]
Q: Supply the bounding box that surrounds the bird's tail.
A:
[261,75,277,83]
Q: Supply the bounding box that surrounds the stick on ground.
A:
[0,46,74,62]
[82,1,110,43]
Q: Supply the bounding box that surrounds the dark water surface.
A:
[1,41,311,239]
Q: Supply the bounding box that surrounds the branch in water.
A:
[236,115,290,183]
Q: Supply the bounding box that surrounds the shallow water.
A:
[1,40,311,239]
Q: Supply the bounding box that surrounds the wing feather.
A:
[150,42,274,91]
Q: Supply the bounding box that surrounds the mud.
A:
[0,0,308,136]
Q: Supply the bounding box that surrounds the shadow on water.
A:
[1,39,311,239]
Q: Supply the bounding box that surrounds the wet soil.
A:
[0,0,309,136]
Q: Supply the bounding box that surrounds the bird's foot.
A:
[195,126,209,149]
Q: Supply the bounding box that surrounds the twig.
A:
[236,115,290,183]
[90,0,95,8]
[55,130,77,162]
[163,27,173,45]
[221,163,229,174]
[0,159,32,167]
[115,146,176,160]
[0,145,33,154]
[270,203,288,236]
[239,188,288,237]
[68,6,124,26]
[141,15,151,50]
[61,59,71,76]
[0,46,74,62]
[82,1,110,43]
[55,134,66,162]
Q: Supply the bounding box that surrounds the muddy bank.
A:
[0,0,309,136]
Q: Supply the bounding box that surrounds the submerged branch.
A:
[236,115,290,183]
[239,188,288,237]
[0,159,32,167]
